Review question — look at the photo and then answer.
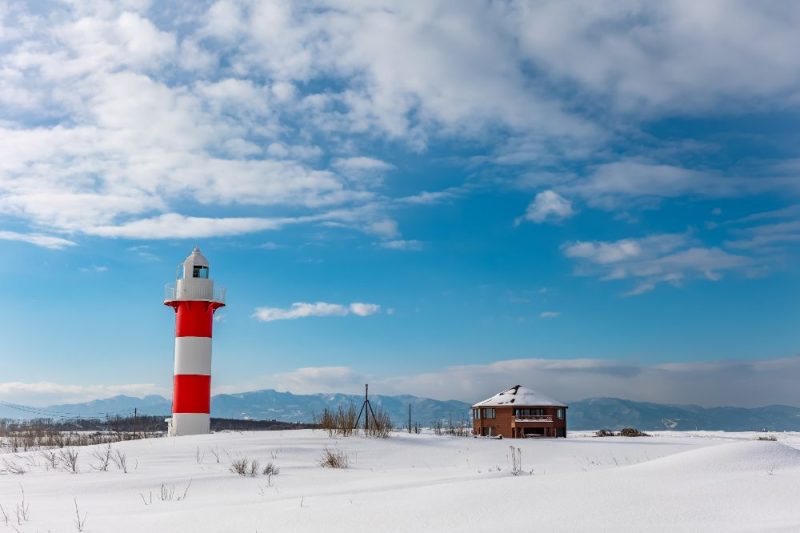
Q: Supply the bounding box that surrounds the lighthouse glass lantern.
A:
[164,247,225,436]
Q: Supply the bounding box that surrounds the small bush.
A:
[508,446,523,476]
[366,407,393,438]
[262,462,279,476]
[319,448,349,469]
[595,429,615,437]
[756,435,777,441]
[318,404,359,437]
[91,444,112,471]
[619,427,649,437]
[110,450,128,473]
[230,457,269,477]
[58,447,80,473]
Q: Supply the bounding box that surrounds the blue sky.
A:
[1,1,799,407]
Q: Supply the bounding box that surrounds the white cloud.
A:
[519,190,575,224]
[252,301,380,322]
[80,265,109,273]
[562,233,750,295]
[228,356,800,408]
[512,2,800,114]
[540,311,560,318]
[349,302,381,316]
[1,1,799,246]
[0,381,166,407]
[0,230,76,250]
[363,219,400,239]
[268,366,365,395]
[85,213,294,239]
[332,157,394,185]
[379,239,423,251]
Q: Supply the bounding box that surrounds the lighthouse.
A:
[164,247,225,436]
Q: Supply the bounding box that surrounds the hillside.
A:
[4,393,800,431]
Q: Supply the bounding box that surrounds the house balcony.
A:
[513,416,554,424]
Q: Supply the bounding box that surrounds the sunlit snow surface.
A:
[1,430,799,532]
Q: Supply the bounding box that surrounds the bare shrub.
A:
[16,486,29,525]
[319,448,349,469]
[366,407,392,438]
[595,429,614,437]
[178,479,192,501]
[110,450,128,473]
[159,483,175,501]
[39,450,58,471]
[756,435,777,441]
[319,404,359,437]
[262,462,279,476]
[58,448,80,473]
[155,480,192,502]
[230,458,249,476]
[73,498,87,532]
[619,428,649,437]
[230,457,261,477]
[208,446,221,463]
[262,461,279,486]
[91,444,112,471]
[319,408,336,437]
[508,446,523,476]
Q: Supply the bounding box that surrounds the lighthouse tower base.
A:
[168,413,210,437]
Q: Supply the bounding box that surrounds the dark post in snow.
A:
[355,383,377,433]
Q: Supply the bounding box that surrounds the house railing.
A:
[514,416,553,423]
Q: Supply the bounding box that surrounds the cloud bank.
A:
[260,356,800,408]
[252,301,381,322]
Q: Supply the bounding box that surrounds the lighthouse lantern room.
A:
[164,247,225,436]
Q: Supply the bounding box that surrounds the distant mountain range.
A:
[3,391,800,431]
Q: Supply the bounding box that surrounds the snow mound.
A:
[631,440,800,474]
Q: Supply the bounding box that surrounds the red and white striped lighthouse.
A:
[164,247,225,436]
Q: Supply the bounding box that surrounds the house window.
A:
[472,409,480,420]
[515,408,545,417]
[483,408,495,419]
[557,408,564,420]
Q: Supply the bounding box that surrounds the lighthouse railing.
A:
[164,283,226,303]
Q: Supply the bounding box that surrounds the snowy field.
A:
[1,429,799,532]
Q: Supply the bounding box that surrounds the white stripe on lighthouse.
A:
[174,336,212,375]
[171,413,210,435]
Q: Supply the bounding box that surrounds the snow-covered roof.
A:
[472,385,567,408]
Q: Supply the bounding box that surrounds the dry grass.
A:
[319,448,350,469]
[318,404,358,437]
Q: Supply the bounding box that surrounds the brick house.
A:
[472,385,567,438]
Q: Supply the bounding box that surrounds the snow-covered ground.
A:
[1,429,799,532]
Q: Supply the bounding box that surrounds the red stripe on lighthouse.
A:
[169,301,221,337]
[173,374,211,413]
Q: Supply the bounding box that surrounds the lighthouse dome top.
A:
[182,247,210,280]
[185,247,209,267]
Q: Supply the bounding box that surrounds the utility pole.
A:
[133,408,137,439]
[408,404,411,434]
[354,384,377,433]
